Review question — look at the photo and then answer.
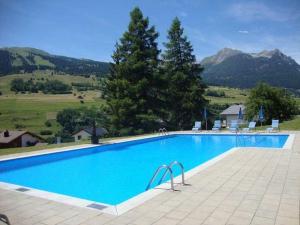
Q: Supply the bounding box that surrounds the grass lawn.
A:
[1,72,299,146]
[0,71,104,136]
[277,115,300,130]
[0,95,104,136]
[0,72,98,94]
[205,86,249,105]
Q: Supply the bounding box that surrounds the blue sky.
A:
[1,0,300,63]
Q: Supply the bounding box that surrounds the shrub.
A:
[40,130,53,135]
[205,90,226,97]
[45,136,56,144]
[246,83,298,123]
[10,78,72,94]
[44,120,52,127]
[26,141,36,146]
[15,123,25,129]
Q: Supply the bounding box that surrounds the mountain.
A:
[201,48,300,89]
[0,47,110,76]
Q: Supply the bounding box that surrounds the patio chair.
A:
[229,120,239,132]
[212,120,221,131]
[266,120,279,132]
[242,121,256,132]
[192,121,201,131]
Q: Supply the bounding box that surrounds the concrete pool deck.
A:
[0,131,299,225]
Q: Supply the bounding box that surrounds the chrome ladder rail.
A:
[158,128,168,136]
[159,161,185,185]
[146,165,174,190]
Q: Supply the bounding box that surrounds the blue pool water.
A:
[0,134,288,205]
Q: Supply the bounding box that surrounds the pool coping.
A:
[0,132,294,215]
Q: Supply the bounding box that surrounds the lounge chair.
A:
[212,120,221,131]
[266,120,279,132]
[242,121,256,132]
[192,121,201,131]
[229,120,239,132]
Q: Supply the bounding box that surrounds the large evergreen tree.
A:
[102,7,163,135]
[162,17,207,130]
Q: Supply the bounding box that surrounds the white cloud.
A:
[238,30,249,34]
[228,2,300,22]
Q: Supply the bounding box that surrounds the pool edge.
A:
[0,132,293,216]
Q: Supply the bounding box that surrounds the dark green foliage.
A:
[205,90,226,97]
[0,50,11,74]
[56,108,81,134]
[56,107,107,136]
[45,136,56,144]
[14,123,25,129]
[42,80,72,94]
[11,78,26,93]
[161,17,207,130]
[245,83,298,123]
[44,120,52,127]
[0,47,110,76]
[102,7,163,135]
[40,130,53,135]
[10,78,71,94]
[71,82,100,91]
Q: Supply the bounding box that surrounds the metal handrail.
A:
[159,161,185,185]
[146,165,174,190]
[158,128,168,135]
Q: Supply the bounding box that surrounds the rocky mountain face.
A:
[201,48,300,89]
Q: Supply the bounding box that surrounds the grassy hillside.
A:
[205,86,249,104]
[0,72,99,94]
[0,73,104,137]
[0,95,104,137]
[0,72,299,139]
[0,47,110,76]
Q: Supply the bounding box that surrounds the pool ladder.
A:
[158,128,168,135]
[146,161,185,191]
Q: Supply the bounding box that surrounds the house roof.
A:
[73,127,108,136]
[0,130,43,144]
[220,104,245,115]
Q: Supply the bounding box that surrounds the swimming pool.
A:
[0,134,289,207]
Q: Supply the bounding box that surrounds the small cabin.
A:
[0,130,44,148]
[73,128,108,142]
[220,104,246,127]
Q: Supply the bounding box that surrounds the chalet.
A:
[72,128,108,142]
[0,130,44,148]
[220,104,246,126]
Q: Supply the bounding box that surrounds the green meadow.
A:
[0,73,104,136]
[0,96,103,136]
[0,73,300,141]
[205,86,249,105]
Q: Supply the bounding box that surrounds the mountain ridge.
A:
[0,47,110,76]
[201,48,300,89]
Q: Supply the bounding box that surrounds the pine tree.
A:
[162,17,207,130]
[102,7,162,135]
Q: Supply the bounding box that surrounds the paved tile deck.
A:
[0,132,299,225]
